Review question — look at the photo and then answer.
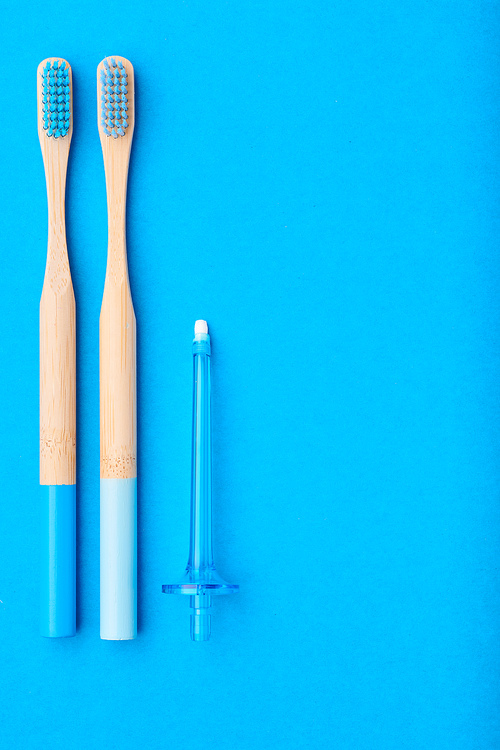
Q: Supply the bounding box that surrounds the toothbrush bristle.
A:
[100,57,129,139]
[40,60,70,138]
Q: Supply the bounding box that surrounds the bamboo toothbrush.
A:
[38,58,76,638]
[97,56,137,640]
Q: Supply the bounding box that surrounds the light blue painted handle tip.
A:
[100,478,137,640]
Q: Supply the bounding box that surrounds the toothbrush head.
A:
[37,58,72,140]
[98,56,134,140]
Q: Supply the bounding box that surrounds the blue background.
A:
[0,1,499,748]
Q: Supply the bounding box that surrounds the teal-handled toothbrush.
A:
[38,58,76,638]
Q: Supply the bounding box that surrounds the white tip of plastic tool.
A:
[194,320,208,335]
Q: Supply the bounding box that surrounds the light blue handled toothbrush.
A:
[163,321,239,641]
[98,56,137,641]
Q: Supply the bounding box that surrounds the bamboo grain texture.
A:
[38,58,76,486]
[98,57,137,479]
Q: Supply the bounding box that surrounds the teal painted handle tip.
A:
[40,485,76,638]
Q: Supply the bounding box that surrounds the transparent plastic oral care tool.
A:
[162,321,239,641]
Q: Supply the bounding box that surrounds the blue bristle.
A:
[41,60,70,138]
[100,58,129,137]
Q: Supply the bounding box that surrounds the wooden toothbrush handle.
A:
[40,278,76,485]
[100,278,137,479]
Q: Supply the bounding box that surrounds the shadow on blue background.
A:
[0,2,499,749]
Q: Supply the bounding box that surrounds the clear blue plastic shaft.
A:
[162,321,238,641]
[189,327,213,639]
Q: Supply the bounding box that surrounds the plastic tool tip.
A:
[194,320,208,335]
[191,612,211,641]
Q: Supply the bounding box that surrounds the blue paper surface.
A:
[0,1,499,748]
